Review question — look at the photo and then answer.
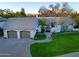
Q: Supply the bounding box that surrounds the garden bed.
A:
[34,33,47,40]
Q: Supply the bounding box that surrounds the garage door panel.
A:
[20,31,30,38]
[7,31,17,38]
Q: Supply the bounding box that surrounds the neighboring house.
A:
[37,15,74,32]
[0,17,6,29]
[3,17,41,39]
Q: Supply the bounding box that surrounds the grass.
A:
[34,33,46,40]
[31,32,79,57]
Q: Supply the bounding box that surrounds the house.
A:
[3,16,74,39]
[3,17,41,39]
[0,17,6,30]
[37,15,74,32]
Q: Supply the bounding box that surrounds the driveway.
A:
[0,32,52,57]
[0,38,32,57]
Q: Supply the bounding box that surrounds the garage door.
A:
[20,31,30,38]
[7,31,17,38]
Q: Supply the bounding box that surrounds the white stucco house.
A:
[37,16,74,32]
[2,16,75,39]
[3,17,41,39]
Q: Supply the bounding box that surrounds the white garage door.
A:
[20,31,30,38]
[7,31,17,38]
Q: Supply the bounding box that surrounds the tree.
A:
[54,3,60,12]
[20,8,26,17]
[49,4,54,11]
[5,9,11,14]
[15,12,22,17]
[62,2,69,8]
[49,3,60,12]
[39,18,47,33]
[0,9,5,16]
[71,11,78,19]
[39,18,47,26]
[74,15,79,27]
[3,9,15,18]
[38,6,48,16]
[49,3,60,16]
[61,2,74,16]
[0,8,35,18]
[0,9,15,18]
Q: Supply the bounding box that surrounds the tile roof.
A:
[38,17,73,25]
[49,17,73,25]
[3,17,38,30]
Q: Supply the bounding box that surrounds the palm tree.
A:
[56,3,60,10]
[38,6,48,16]
[54,3,60,13]
[49,3,60,16]
[49,4,54,11]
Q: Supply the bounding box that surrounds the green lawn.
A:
[31,32,79,57]
[34,33,46,40]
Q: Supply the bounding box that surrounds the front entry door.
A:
[46,25,50,32]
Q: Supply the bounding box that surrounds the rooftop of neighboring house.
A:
[0,17,7,22]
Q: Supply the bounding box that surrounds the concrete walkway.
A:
[29,32,52,56]
[59,52,79,57]
[31,32,52,44]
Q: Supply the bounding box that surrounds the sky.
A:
[0,2,79,14]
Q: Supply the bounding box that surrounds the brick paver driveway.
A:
[0,38,31,57]
[0,33,52,57]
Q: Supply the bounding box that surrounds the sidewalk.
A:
[59,52,79,57]
[31,32,52,44]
